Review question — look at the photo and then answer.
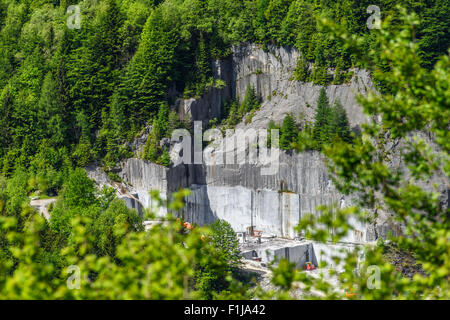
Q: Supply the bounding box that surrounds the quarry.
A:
[80,43,447,274]
[2,0,448,302]
[79,43,384,271]
[26,42,446,285]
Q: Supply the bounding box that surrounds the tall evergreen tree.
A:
[0,84,13,158]
[142,118,161,163]
[312,87,331,147]
[118,7,180,130]
[280,114,298,150]
[67,0,123,139]
[38,72,65,147]
[240,85,259,115]
[156,102,170,138]
[331,99,352,143]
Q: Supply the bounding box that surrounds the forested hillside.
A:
[0,0,449,193]
[0,0,449,301]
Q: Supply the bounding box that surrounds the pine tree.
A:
[255,0,270,43]
[54,28,73,143]
[156,103,170,138]
[119,7,179,129]
[142,119,161,162]
[108,91,126,140]
[312,87,331,147]
[158,148,171,167]
[167,110,182,137]
[264,0,291,43]
[280,114,298,150]
[240,85,259,114]
[312,62,330,85]
[333,56,346,84]
[38,72,65,147]
[294,54,310,82]
[331,99,352,143]
[226,101,240,126]
[267,120,278,148]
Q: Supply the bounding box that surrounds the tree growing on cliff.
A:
[269,11,450,300]
[312,90,352,148]
[312,87,331,147]
[280,114,298,150]
[195,219,242,299]
[329,99,352,144]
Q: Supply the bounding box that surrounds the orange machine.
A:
[304,262,315,270]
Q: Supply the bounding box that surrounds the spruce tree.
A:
[143,119,161,162]
[156,103,170,138]
[240,85,259,114]
[38,72,65,147]
[0,85,13,157]
[167,110,182,137]
[294,54,310,82]
[226,101,240,126]
[312,87,331,147]
[280,114,297,150]
[67,0,123,139]
[194,32,210,96]
[332,99,352,143]
[158,148,171,167]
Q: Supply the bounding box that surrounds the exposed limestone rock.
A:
[174,58,233,126]
[175,44,372,129]
[231,44,371,129]
[30,198,57,220]
[87,44,430,244]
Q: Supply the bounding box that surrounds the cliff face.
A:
[174,44,372,128]
[87,44,378,243]
[230,44,371,129]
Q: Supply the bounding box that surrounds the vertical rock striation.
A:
[88,44,380,243]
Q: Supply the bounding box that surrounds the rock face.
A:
[230,44,371,129]
[174,44,373,129]
[174,59,233,126]
[177,151,355,240]
[174,44,371,242]
[88,44,378,243]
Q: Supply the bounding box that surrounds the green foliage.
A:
[312,87,331,146]
[0,0,447,176]
[158,148,171,167]
[209,220,242,269]
[142,122,161,163]
[223,85,260,128]
[195,219,242,299]
[312,88,352,149]
[330,100,352,144]
[141,115,173,167]
[0,173,248,299]
[0,0,448,301]
[279,114,299,150]
[266,119,279,149]
[62,168,96,207]
[273,11,450,300]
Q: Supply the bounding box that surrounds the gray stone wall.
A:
[86,44,379,243]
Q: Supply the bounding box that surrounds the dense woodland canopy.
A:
[0,0,449,185]
[0,0,449,300]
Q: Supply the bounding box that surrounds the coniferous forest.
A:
[0,0,449,302]
[0,0,448,176]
